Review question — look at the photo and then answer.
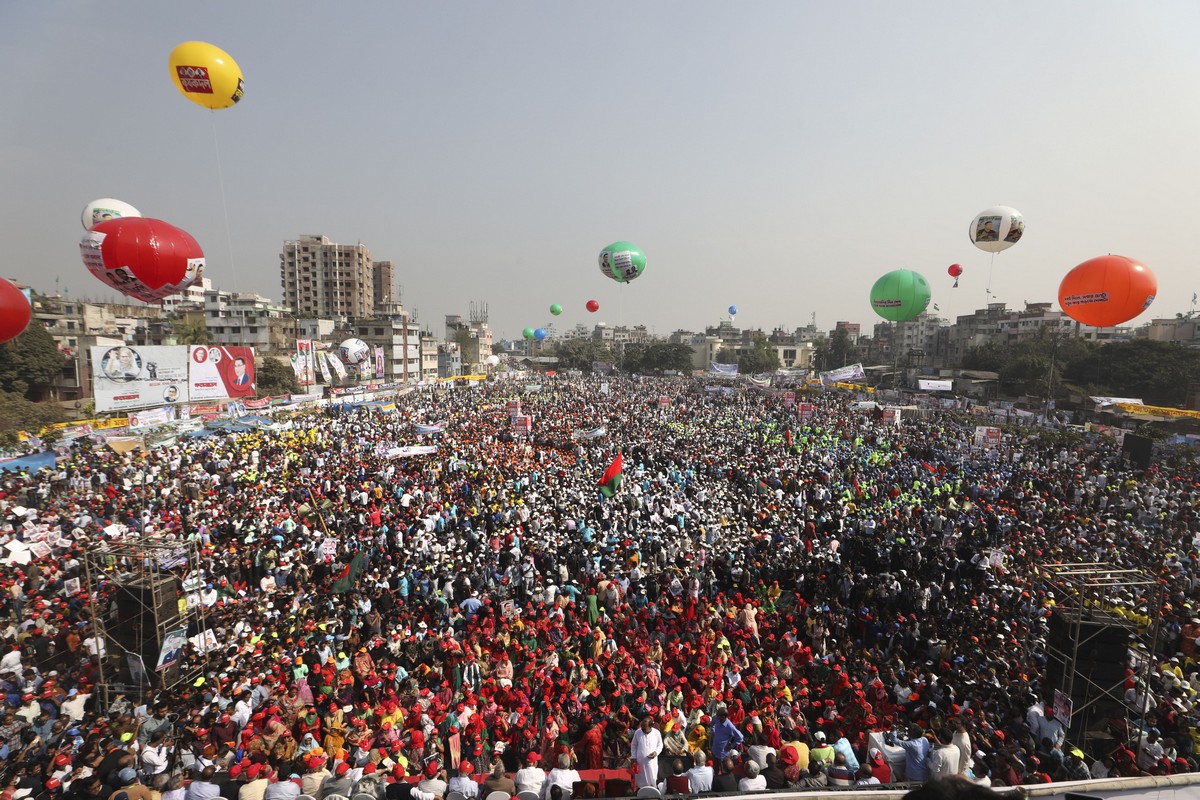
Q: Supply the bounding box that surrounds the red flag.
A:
[598,452,623,498]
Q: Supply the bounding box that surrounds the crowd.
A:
[1,375,1199,800]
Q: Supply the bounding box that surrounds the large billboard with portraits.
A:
[188,346,256,401]
[90,345,191,413]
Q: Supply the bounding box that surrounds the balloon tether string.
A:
[210,110,242,347]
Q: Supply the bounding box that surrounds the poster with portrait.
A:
[188,346,256,401]
[90,346,190,412]
[156,628,189,672]
[1004,215,1025,243]
[974,215,1002,242]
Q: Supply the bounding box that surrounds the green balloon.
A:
[550,304,563,316]
[869,269,932,322]
[522,327,536,340]
[598,241,646,284]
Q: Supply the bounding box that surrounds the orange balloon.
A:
[1058,255,1156,327]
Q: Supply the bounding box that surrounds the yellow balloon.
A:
[168,41,244,110]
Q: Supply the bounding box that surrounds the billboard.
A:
[188,346,256,401]
[91,345,190,412]
[918,379,953,392]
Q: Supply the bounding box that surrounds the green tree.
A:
[174,318,211,345]
[963,341,1007,372]
[256,357,300,397]
[1063,339,1200,407]
[553,338,614,372]
[0,391,67,436]
[827,328,860,368]
[738,332,780,375]
[0,323,68,399]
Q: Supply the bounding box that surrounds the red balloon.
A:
[586,299,600,313]
[0,278,31,345]
[80,218,205,303]
[947,264,962,278]
[1058,255,1156,328]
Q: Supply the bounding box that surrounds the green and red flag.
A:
[598,452,623,498]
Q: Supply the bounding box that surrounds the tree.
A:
[257,357,300,397]
[552,338,614,372]
[1063,340,1200,407]
[827,328,860,368]
[738,333,780,375]
[0,323,68,399]
[621,342,694,374]
[0,391,66,437]
[173,318,211,346]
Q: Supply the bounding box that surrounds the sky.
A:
[4,2,1200,342]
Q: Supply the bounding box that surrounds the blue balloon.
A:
[534,328,548,340]
[728,305,738,315]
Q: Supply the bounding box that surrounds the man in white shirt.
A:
[927,729,961,780]
[684,751,713,794]
[630,717,663,790]
[141,730,172,777]
[737,761,767,792]
[542,754,580,800]
[515,752,546,797]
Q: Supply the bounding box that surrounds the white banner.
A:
[326,352,348,380]
[127,406,176,429]
[819,363,866,385]
[917,379,953,392]
[188,346,256,401]
[382,445,438,458]
[91,345,190,412]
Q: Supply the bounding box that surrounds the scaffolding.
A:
[83,536,209,705]
[1039,562,1164,744]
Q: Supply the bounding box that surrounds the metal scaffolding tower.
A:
[1039,562,1164,740]
[83,536,210,705]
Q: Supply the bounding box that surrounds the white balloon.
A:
[969,206,1024,253]
[485,354,500,366]
[337,338,371,365]
[81,198,141,231]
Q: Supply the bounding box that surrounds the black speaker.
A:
[1123,434,1154,470]
[111,575,181,660]
[1046,614,1129,727]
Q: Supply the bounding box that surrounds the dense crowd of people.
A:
[1,375,1199,800]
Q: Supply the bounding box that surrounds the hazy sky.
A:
[4,2,1200,341]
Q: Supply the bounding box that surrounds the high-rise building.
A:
[280,235,375,320]
[372,261,394,306]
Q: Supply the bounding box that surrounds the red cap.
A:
[336,763,350,776]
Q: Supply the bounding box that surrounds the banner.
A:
[127,406,176,429]
[91,345,190,412]
[374,346,385,379]
[326,351,348,381]
[525,384,543,393]
[974,425,1003,448]
[1091,396,1143,407]
[819,363,866,385]
[918,379,953,392]
[658,396,670,408]
[513,414,533,433]
[572,426,607,441]
[709,362,739,375]
[316,351,333,384]
[798,402,815,420]
[507,400,522,418]
[784,391,795,407]
[296,340,316,386]
[382,445,438,458]
[415,422,445,435]
[592,361,613,373]
[290,353,304,382]
[188,346,256,401]
[747,376,771,389]
[155,628,189,672]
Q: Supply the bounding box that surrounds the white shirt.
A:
[542,769,579,800]
[631,727,663,762]
[685,766,713,793]
[515,767,546,796]
[142,744,172,775]
[738,775,767,792]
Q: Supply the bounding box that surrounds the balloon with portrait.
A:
[168,41,244,110]
[0,278,31,345]
[969,206,1024,253]
[81,198,141,231]
[869,269,932,322]
[1058,255,1156,328]
[80,218,204,303]
[728,305,738,316]
[598,241,646,284]
[337,338,371,366]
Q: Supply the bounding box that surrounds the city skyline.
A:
[5,3,1200,340]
